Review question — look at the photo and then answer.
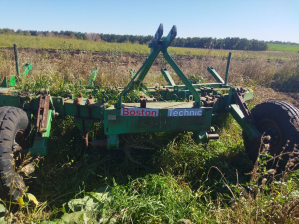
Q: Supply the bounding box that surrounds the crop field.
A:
[0,36,299,223]
[1,34,299,60]
[268,43,299,52]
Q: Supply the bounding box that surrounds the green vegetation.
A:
[0,34,149,54]
[0,45,298,223]
[0,91,297,223]
[1,34,299,61]
[268,43,299,52]
[1,28,268,51]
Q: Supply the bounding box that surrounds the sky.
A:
[0,0,298,43]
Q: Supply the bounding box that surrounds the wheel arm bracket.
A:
[229,104,261,140]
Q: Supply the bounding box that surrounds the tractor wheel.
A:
[0,107,29,201]
[243,100,299,167]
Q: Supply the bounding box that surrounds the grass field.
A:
[1,34,299,61]
[268,43,299,52]
[0,36,298,223]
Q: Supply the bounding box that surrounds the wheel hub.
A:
[256,119,282,154]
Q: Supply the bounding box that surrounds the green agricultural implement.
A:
[0,24,298,201]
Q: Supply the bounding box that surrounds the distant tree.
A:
[37,32,44,37]
[23,31,31,36]
[16,29,23,35]
[84,33,101,41]
[46,32,55,37]
[0,27,280,50]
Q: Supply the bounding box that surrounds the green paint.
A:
[88,67,98,87]
[207,67,225,84]
[23,63,32,77]
[224,52,231,85]
[29,110,54,156]
[161,68,175,86]
[0,25,262,153]
[229,104,260,140]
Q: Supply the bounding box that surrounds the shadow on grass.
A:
[27,116,255,221]
[28,120,176,208]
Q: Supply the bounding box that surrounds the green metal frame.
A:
[0,24,262,155]
[161,68,175,86]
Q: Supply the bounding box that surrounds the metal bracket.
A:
[161,68,175,86]
[207,67,225,84]
[86,94,95,106]
[36,94,50,132]
[234,88,254,123]
[29,94,54,156]
[73,118,96,148]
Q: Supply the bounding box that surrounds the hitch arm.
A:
[228,88,261,140]
[229,104,261,140]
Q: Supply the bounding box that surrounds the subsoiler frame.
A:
[0,24,262,155]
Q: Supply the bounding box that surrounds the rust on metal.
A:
[140,99,146,108]
[84,132,89,148]
[86,95,95,105]
[75,93,84,116]
[36,94,50,133]
[75,93,84,105]
[90,139,107,147]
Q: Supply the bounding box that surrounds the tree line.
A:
[1,28,296,51]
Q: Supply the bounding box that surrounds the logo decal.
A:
[121,108,159,117]
[168,109,203,117]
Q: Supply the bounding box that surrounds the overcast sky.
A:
[0,0,298,43]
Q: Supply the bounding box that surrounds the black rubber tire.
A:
[0,107,29,201]
[243,100,299,167]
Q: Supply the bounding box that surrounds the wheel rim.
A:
[256,119,282,155]
[13,129,28,167]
